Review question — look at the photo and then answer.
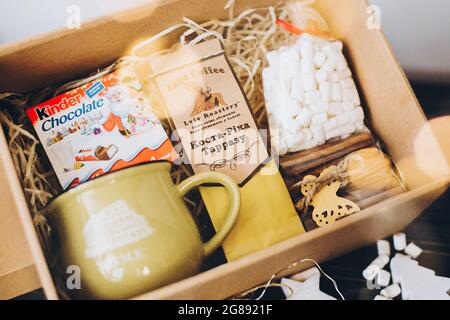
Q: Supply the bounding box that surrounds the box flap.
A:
[0,155,40,299]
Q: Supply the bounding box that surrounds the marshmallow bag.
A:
[261,33,405,230]
[263,33,364,155]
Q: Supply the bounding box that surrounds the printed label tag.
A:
[150,39,269,185]
[27,70,177,189]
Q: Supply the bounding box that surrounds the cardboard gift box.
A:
[0,0,448,300]
[0,157,40,299]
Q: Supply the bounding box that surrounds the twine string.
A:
[293,153,357,214]
[234,257,345,300]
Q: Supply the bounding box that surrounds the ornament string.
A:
[234,258,345,300]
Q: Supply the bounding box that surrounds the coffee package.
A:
[150,39,305,261]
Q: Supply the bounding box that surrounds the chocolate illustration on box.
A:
[26,69,178,189]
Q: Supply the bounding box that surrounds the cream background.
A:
[0,0,449,82]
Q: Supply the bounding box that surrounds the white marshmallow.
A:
[336,113,351,126]
[266,50,279,66]
[377,240,391,257]
[331,83,342,101]
[286,132,304,149]
[283,77,293,93]
[291,76,305,102]
[284,118,301,134]
[311,126,326,144]
[370,255,390,269]
[297,33,314,45]
[340,78,356,90]
[301,57,315,75]
[283,99,301,118]
[268,115,277,129]
[273,106,291,123]
[305,90,321,105]
[355,122,365,131]
[326,128,342,140]
[338,68,352,80]
[281,130,291,141]
[262,68,275,88]
[296,108,313,127]
[315,69,328,83]
[353,88,361,105]
[285,59,302,78]
[314,102,330,114]
[322,44,336,57]
[272,94,288,115]
[340,123,356,136]
[298,138,319,150]
[380,284,401,298]
[303,128,313,141]
[374,295,392,301]
[393,233,407,251]
[279,47,299,66]
[324,118,339,132]
[278,143,289,156]
[303,74,317,91]
[329,102,343,115]
[405,243,423,259]
[271,134,288,156]
[363,264,380,281]
[288,144,306,153]
[275,82,290,105]
[351,107,365,123]
[314,51,326,68]
[323,56,338,72]
[376,269,391,287]
[314,37,328,48]
[330,71,340,82]
[311,113,328,127]
[343,89,355,101]
[300,41,315,61]
[265,99,277,114]
[278,143,288,156]
[308,104,318,114]
[319,82,331,101]
[331,40,344,52]
[336,53,348,71]
[342,101,355,112]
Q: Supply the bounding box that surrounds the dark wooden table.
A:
[318,82,450,300]
[14,82,450,300]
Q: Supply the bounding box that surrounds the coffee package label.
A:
[27,70,177,189]
[150,39,269,185]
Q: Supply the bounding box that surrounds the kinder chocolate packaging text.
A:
[27,70,177,189]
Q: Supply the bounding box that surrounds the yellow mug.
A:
[45,161,240,299]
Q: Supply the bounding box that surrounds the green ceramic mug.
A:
[45,161,240,299]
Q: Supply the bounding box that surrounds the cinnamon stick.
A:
[280,132,374,177]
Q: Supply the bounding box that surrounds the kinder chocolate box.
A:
[26,70,177,190]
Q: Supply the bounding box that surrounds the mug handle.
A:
[177,172,240,257]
